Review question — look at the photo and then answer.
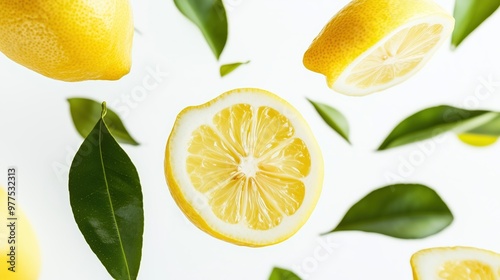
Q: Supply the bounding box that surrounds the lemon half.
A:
[411,246,500,279]
[165,88,324,247]
[303,0,455,96]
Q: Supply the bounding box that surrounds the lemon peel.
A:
[0,0,133,81]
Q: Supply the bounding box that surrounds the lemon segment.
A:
[0,0,133,81]
[411,247,500,280]
[165,88,323,246]
[303,0,455,96]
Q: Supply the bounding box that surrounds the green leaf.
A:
[326,184,453,239]
[462,114,500,136]
[68,98,139,146]
[307,99,350,143]
[220,61,250,77]
[69,102,144,280]
[174,0,228,59]
[456,114,500,147]
[452,0,500,47]
[377,105,500,150]
[269,267,302,280]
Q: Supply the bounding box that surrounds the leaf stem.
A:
[101,101,108,118]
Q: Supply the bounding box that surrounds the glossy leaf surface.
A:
[69,103,144,280]
[326,184,453,239]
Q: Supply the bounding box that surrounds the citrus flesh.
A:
[0,187,41,280]
[411,247,500,280]
[165,88,323,246]
[458,133,498,147]
[303,0,455,96]
[0,0,133,81]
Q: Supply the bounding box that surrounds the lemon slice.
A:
[411,247,500,279]
[164,88,323,247]
[303,0,455,96]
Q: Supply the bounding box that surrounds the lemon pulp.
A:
[439,260,496,279]
[165,88,323,246]
[411,247,500,280]
[187,104,310,230]
[344,23,444,88]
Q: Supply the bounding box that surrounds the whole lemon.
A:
[0,0,133,81]
[0,187,41,280]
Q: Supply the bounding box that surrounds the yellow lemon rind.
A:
[457,133,498,147]
[0,0,133,82]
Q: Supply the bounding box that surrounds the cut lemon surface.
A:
[303,0,455,96]
[165,88,323,247]
[411,246,500,280]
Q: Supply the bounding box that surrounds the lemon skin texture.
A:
[0,0,133,82]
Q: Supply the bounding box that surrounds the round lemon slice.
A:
[411,246,500,279]
[303,0,455,96]
[165,88,324,247]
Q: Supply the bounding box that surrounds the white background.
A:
[1,0,500,279]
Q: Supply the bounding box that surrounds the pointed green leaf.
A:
[308,99,350,143]
[452,0,500,47]
[462,114,500,136]
[377,105,500,150]
[174,0,228,59]
[68,98,139,146]
[220,61,250,77]
[269,267,302,280]
[69,102,144,280]
[326,184,453,239]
